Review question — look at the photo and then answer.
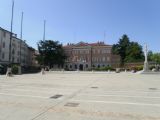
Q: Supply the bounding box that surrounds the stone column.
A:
[143,44,149,72]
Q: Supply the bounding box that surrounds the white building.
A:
[0,27,35,66]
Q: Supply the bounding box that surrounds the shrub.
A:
[131,65,143,71]
[22,66,41,73]
[12,65,19,74]
[150,66,155,70]
[93,66,115,71]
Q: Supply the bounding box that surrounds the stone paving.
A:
[0,71,160,120]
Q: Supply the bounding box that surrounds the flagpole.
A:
[20,12,23,40]
[104,31,106,43]
[43,20,46,41]
[9,0,14,64]
[20,12,23,65]
[7,0,14,76]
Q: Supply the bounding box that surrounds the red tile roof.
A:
[63,41,111,47]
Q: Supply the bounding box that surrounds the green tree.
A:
[148,50,153,61]
[112,34,144,66]
[125,42,144,62]
[37,40,66,68]
[150,53,160,64]
[112,34,130,66]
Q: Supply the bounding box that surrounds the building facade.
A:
[63,42,120,70]
[0,27,37,66]
[27,47,39,67]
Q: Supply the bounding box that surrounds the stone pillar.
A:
[143,61,149,71]
[143,44,149,72]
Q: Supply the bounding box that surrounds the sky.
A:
[0,0,160,52]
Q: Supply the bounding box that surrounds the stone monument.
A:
[143,44,149,72]
[138,44,160,74]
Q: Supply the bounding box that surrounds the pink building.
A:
[63,42,120,70]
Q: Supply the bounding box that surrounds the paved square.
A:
[0,72,160,120]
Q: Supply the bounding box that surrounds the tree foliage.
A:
[37,40,66,68]
[112,34,144,66]
[148,52,160,64]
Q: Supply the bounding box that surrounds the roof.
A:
[0,27,17,37]
[63,41,112,48]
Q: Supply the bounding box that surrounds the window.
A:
[3,31,6,38]
[12,57,14,62]
[86,50,89,54]
[70,65,72,68]
[75,64,77,69]
[2,53,5,59]
[17,51,20,55]
[102,57,105,62]
[107,50,111,53]
[12,49,15,54]
[102,50,105,53]
[80,50,83,54]
[93,49,95,54]
[65,65,68,69]
[98,50,100,54]
[96,57,98,62]
[3,42,5,48]
[107,57,110,61]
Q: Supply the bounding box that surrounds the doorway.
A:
[79,64,83,71]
